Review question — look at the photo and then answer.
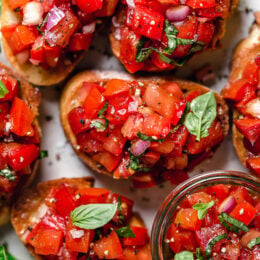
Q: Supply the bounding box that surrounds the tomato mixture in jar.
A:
[111,0,232,73]
[1,0,119,69]
[0,68,40,206]
[165,184,260,259]
[223,55,260,177]
[66,78,227,188]
[26,183,151,259]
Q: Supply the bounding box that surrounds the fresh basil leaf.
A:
[0,169,15,182]
[184,92,217,141]
[193,200,215,220]
[247,236,260,249]
[174,250,194,260]
[129,152,150,172]
[163,19,179,54]
[195,248,204,260]
[0,80,9,99]
[205,234,227,256]
[0,245,16,260]
[115,226,136,238]
[71,203,117,230]
[39,150,48,159]
[92,102,109,131]
[218,212,249,233]
[137,132,167,143]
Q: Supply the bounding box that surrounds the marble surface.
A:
[0,0,259,258]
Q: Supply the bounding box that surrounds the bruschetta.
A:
[60,71,229,188]
[222,19,260,178]
[109,0,238,73]
[11,177,151,259]
[0,62,41,226]
[1,0,119,86]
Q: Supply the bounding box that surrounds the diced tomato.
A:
[131,5,164,40]
[113,155,133,179]
[9,0,31,10]
[166,223,197,253]
[230,186,252,204]
[93,231,123,259]
[187,192,212,206]
[253,203,260,229]
[197,22,215,46]
[36,0,55,12]
[0,103,10,137]
[92,151,121,171]
[234,118,260,144]
[77,133,104,153]
[247,157,260,177]
[187,120,224,154]
[65,221,94,253]
[202,205,220,227]
[207,184,230,202]
[76,188,110,204]
[0,174,19,193]
[171,126,189,157]
[175,208,202,231]
[95,0,119,17]
[143,84,186,125]
[103,79,130,98]
[83,86,104,118]
[0,75,19,102]
[68,107,90,135]
[29,228,63,255]
[150,138,175,154]
[5,143,39,171]
[123,226,148,246]
[121,113,144,140]
[54,185,78,217]
[230,201,257,225]
[69,33,93,52]
[141,151,160,166]
[243,59,260,86]
[186,0,216,8]
[185,90,201,102]
[163,83,184,99]
[120,27,144,73]
[10,97,34,137]
[8,25,38,54]
[76,0,103,13]
[44,44,62,68]
[121,245,151,260]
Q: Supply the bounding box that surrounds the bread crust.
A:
[1,0,84,87]
[225,24,260,172]
[109,0,239,73]
[11,177,148,259]
[60,70,229,178]
[0,62,41,226]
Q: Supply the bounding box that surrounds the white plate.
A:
[0,0,258,258]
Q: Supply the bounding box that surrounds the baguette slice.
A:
[11,177,150,259]
[109,0,239,73]
[1,0,84,87]
[226,23,260,170]
[60,70,229,179]
[0,62,41,226]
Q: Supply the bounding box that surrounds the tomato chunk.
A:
[76,188,110,204]
[123,226,149,246]
[247,157,260,177]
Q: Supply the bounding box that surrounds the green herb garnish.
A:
[39,150,48,159]
[195,248,204,260]
[115,226,136,238]
[0,169,15,182]
[174,250,194,260]
[0,245,16,260]
[205,234,227,256]
[0,80,9,99]
[137,132,167,143]
[247,236,260,249]
[92,102,109,131]
[193,200,215,220]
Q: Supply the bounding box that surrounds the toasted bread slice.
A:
[11,177,149,259]
[0,62,41,226]
[109,0,239,72]
[1,0,85,87]
[226,23,260,169]
[60,70,229,178]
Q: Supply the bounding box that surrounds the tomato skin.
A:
[113,155,133,179]
[121,113,144,140]
[187,192,212,206]
[69,33,93,52]
[92,151,121,171]
[0,75,19,102]
[247,157,260,177]
[131,5,164,41]
[93,231,123,259]
[76,188,110,204]
[8,0,31,10]
[95,0,119,17]
[242,59,260,86]
[207,184,230,202]
[76,132,104,153]
[230,201,257,226]
[123,226,149,246]
[230,186,252,204]
[104,79,130,98]
[186,0,216,8]
[76,0,103,13]
[175,208,203,231]
[197,22,215,46]
[0,103,10,137]
[10,97,34,137]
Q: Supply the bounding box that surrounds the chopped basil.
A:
[192,200,215,220]
[184,92,217,141]
[0,80,9,99]
[39,150,48,159]
[137,132,167,143]
[247,236,260,249]
[205,234,227,256]
[115,226,136,238]
[36,25,44,35]
[174,250,194,260]
[117,196,125,224]
[129,152,150,172]
[218,212,249,233]
[92,102,109,131]
[195,248,204,260]
[0,169,15,182]
[0,245,16,260]
[71,203,117,230]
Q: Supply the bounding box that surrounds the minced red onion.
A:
[45,6,65,31]
[29,58,41,66]
[197,17,213,23]
[126,0,135,9]
[128,100,138,112]
[82,22,96,34]
[166,5,190,22]
[112,16,120,28]
[131,139,150,157]
[218,196,237,214]
[16,50,30,65]
[23,1,44,26]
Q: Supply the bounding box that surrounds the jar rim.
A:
[151,170,260,260]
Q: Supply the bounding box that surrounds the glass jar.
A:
[151,171,260,260]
